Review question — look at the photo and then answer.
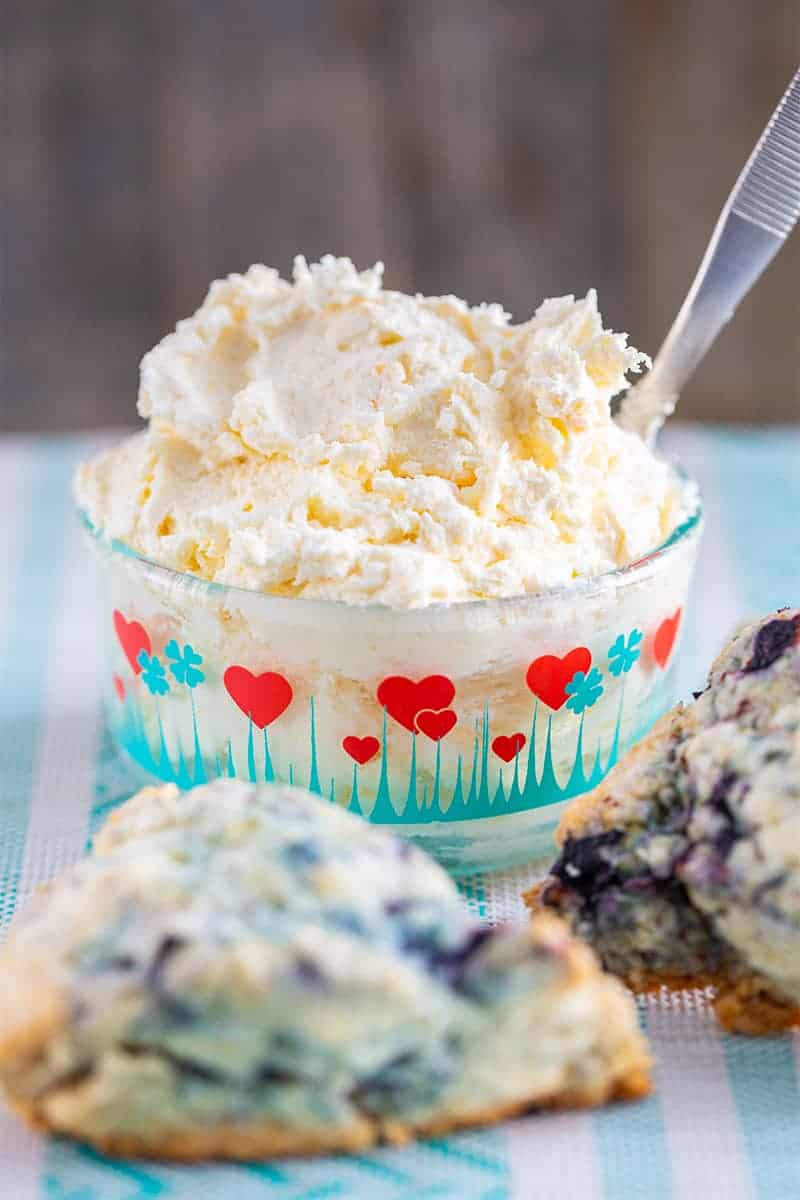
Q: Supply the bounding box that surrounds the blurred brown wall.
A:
[2,0,798,432]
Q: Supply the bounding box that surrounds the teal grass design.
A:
[369,711,396,822]
[405,733,417,816]
[190,692,206,784]
[351,760,361,812]
[509,739,523,805]
[113,650,661,826]
[116,690,201,791]
[247,717,256,780]
[478,705,490,810]
[432,739,443,811]
[451,754,464,808]
[263,728,275,781]
[466,717,480,808]
[307,697,321,794]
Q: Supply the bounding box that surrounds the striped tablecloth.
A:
[1,424,799,1200]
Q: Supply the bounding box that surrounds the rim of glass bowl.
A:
[76,464,702,631]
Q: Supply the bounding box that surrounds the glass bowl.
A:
[78,472,701,874]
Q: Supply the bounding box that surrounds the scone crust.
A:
[9,1048,649,1162]
[529,609,800,1036]
[532,906,800,1038]
[9,1069,650,1162]
[2,930,650,1159]
[0,783,651,1160]
[617,967,800,1036]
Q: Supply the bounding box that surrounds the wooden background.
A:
[2,0,798,432]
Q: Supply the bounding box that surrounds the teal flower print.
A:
[608,629,643,677]
[565,667,604,714]
[165,639,205,688]
[137,650,170,696]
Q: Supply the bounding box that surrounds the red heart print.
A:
[377,675,456,733]
[342,736,380,766]
[113,673,126,702]
[492,733,526,763]
[415,709,457,742]
[654,608,682,668]
[526,647,592,711]
[223,667,293,729]
[113,610,151,675]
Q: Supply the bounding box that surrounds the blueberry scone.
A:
[529,608,800,1034]
[0,781,649,1160]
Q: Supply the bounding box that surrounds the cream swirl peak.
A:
[76,256,683,607]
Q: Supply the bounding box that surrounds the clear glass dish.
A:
[78,471,701,874]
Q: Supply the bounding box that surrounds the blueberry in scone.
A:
[697,609,800,728]
[0,780,649,1160]
[529,608,800,1035]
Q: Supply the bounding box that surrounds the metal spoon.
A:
[617,67,800,446]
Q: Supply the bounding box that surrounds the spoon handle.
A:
[618,68,800,445]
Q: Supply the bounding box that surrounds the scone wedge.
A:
[0,780,649,1160]
[529,608,800,1035]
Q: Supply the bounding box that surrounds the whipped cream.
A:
[76,256,682,607]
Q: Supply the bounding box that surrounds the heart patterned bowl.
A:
[78,471,701,874]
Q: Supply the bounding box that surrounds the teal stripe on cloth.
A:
[711,426,800,616]
[46,1139,511,1200]
[592,1006,673,1200]
[0,443,78,927]
[722,1037,800,1199]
